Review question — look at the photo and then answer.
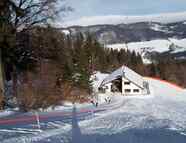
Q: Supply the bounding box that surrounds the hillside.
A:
[107,38,186,64]
[61,21,186,44]
[60,20,186,64]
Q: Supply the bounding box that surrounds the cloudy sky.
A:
[62,0,186,21]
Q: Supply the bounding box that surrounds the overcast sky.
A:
[62,0,186,21]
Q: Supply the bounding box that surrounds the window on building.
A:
[133,89,139,93]
[125,89,131,93]
[124,81,130,85]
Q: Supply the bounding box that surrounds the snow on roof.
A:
[91,71,109,90]
[101,66,144,88]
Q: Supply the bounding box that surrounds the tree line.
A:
[1,25,186,111]
[0,0,71,111]
[0,24,147,111]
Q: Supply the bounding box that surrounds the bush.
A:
[17,81,63,112]
[16,61,64,111]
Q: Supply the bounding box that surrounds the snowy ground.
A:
[1,77,186,143]
[107,38,186,64]
[0,109,17,118]
[107,38,186,53]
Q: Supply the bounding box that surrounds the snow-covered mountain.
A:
[60,21,186,64]
[61,11,186,27]
[59,12,186,64]
[61,21,186,44]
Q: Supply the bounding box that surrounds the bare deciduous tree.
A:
[0,0,71,110]
[4,0,72,32]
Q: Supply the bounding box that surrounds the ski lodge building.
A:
[99,66,150,96]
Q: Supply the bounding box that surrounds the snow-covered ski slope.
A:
[54,78,186,143]
[4,77,185,143]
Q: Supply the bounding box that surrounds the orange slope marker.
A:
[145,77,184,91]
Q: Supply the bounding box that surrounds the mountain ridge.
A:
[59,21,186,64]
[59,11,186,27]
[61,21,186,44]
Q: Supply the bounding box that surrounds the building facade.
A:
[100,66,150,96]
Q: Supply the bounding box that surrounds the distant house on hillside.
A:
[99,66,150,96]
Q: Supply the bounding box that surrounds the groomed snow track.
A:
[1,77,186,143]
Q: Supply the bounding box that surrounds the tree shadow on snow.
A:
[71,104,83,143]
[80,128,186,143]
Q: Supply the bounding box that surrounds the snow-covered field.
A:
[0,110,16,118]
[107,38,186,54]
[107,38,186,64]
[1,76,185,143]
